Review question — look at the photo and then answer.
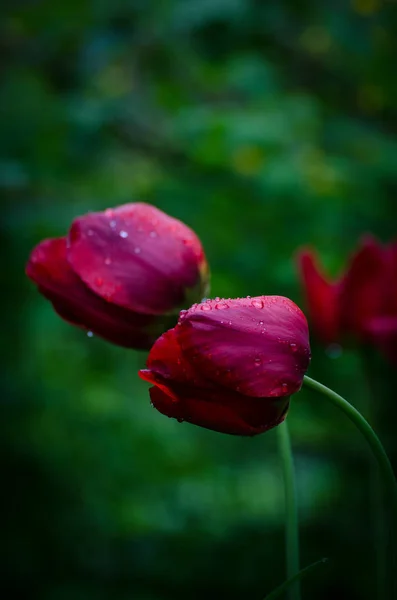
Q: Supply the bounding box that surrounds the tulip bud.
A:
[139,296,311,436]
[26,203,209,349]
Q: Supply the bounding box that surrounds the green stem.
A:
[303,375,397,513]
[264,558,327,600]
[277,421,300,600]
[303,374,397,598]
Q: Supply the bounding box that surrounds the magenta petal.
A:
[148,384,290,436]
[67,203,207,315]
[26,237,161,349]
[297,249,339,344]
[140,329,202,384]
[339,237,388,338]
[176,296,311,398]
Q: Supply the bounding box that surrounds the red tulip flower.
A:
[26,203,209,349]
[139,296,311,436]
[297,236,397,362]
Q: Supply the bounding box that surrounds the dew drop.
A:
[200,303,212,311]
[87,331,94,338]
[259,320,264,326]
[281,383,289,393]
[105,208,114,217]
[254,357,262,367]
[149,231,157,238]
[215,302,229,310]
[176,417,184,423]
[289,343,298,352]
[251,299,264,309]
[134,247,141,254]
[87,229,94,237]
[119,230,128,238]
[109,220,117,229]
[104,257,112,265]
[215,296,220,302]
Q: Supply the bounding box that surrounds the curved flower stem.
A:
[277,421,300,600]
[303,374,397,598]
[264,557,327,600]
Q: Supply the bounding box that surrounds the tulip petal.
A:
[139,328,201,384]
[67,203,207,315]
[297,249,339,344]
[339,237,388,338]
[26,237,161,349]
[147,382,289,436]
[175,296,310,398]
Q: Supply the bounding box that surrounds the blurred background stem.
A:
[277,420,300,600]
[359,347,387,600]
[303,375,397,599]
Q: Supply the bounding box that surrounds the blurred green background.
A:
[2,1,397,598]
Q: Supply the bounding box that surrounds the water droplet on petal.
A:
[109,220,117,229]
[104,257,111,265]
[251,299,264,309]
[149,231,157,238]
[215,302,229,310]
[281,383,289,393]
[259,320,264,326]
[200,303,212,311]
[87,331,94,338]
[87,229,94,237]
[289,343,298,352]
[134,247,141,254]
[105,208,114,217]
[254,357,262,366]
[119,230,128,238]
[176,417,184,423]
[215,296,220,302]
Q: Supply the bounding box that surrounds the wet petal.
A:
[67,203,208,315]
[148,383,290,436]
[139,328,202,385]
[26,237,165,349]
[175,296,310,397]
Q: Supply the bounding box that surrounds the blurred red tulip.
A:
[297,237,397,363]
[26,203,209,349]
[139,296,311,436]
